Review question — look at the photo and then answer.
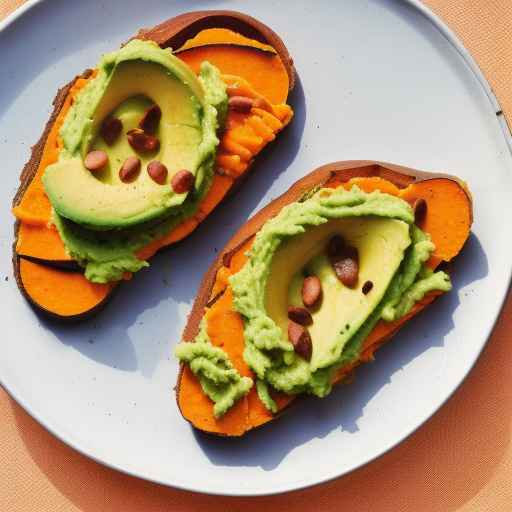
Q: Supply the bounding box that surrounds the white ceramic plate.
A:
[1,0,511,496]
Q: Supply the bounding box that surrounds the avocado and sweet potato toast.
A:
[12,11,294,319]
[175,161,472,436]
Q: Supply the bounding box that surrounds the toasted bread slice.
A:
[12,11,295,320]
[176,161,472,436]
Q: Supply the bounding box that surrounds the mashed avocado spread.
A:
[176,186,451,417]
[175,320,253,418]
[42,40,227,283]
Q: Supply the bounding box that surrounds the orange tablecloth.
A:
[2,1,512,510]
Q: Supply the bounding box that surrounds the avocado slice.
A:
[43,40,226,230]
[265,217,411,371]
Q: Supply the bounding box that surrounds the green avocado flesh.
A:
[41,40,227,282]
[269,217,411,371]
[176,186,452,418]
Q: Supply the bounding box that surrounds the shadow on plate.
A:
[194,233,488,471]
[33,77,306,379]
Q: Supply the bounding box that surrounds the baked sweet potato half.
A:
[12,11,295,320]
[175,160,472,436]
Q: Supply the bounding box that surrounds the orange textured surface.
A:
[17,259,113,317]
[3,1,512,511]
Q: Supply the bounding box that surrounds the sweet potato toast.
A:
[12,11,295,320]
[176,161,472,436]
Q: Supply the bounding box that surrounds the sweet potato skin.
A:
[176,161,473,436]
[12,11,296,320]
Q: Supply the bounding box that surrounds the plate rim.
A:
[1,0,511,496]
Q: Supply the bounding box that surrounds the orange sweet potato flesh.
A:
[177,27,277,54]
[12,16,294,319]
[16,223,71,263]
[177,28,289,104]
[17,259,113,319]
[13,76,92,264]
[177,162,472,436]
